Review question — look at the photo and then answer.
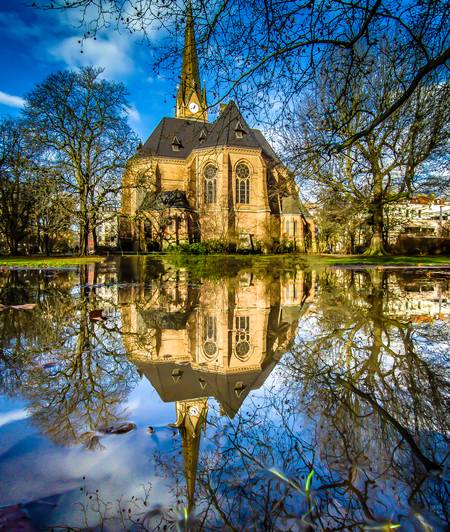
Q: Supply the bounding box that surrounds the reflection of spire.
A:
[170,398,208,512]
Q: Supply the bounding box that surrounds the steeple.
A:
[176,1,207,121]
[170,398,208,512]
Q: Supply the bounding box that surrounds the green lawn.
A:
[1,252,448,270]
[0,256,105,267]
[306,254,450,266]
[149,252,450,278]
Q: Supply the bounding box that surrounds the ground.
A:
[0,256,105,267]
[307,254,450,266]
[0,253,449,269]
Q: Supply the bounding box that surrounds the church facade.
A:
[120,5,315,252]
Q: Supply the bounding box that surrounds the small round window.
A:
[203,340,217,358]
[235,340,251,359]
[236,163,250,179]
[204,164,217,179]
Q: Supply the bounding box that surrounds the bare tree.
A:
[23,67,138,255]
[285,45,450,255]
[0,118,37,255]
[33,170,76,255]
[33,1,449,149]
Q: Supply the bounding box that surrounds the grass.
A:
[0,255,105,267]
[307,254,450,266]
[134,251,450,272]
[159,252,309,279]
[3,252,447,270]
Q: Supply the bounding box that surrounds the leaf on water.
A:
[268,468,290,483]
[89,309,105,321]
[365,524,401,530]
[305,470,314,492]
[268,468,301,491]
[10,303,36,310]
[97,422,136,434]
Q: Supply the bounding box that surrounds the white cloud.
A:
[0,90,25,108]
[126,104,141,126]
[51,34,134,78]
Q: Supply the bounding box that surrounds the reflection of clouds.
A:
[0,380,175,525]
[1,264,448,528]
[0,408,29,427]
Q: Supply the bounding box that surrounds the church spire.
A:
[176,1,207,121]
[170,398,208,512]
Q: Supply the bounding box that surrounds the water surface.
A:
[0,257,448,530]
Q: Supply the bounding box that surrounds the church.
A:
[120,4,315,252]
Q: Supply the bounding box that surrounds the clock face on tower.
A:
[189,406,199,416]
[189,102,199,113]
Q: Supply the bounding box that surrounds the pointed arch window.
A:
[203,164,217,204]
[235,162,250,204]
[235,316,251,360]
[202,315,217,359]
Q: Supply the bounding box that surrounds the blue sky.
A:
[0,1,182,140]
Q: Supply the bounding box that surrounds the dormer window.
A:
[199,128,207,142]
[235,120,246,139]
[171,136,183,151]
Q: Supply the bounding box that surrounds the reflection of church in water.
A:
[120,265,314,509]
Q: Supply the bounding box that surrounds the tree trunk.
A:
[79,221,89,256]
[92,225,98,254]
[9,240,20,256]
[79,185,89,256]
[349,232,355,254]
[364,178,388,256]
[44,234,52,256]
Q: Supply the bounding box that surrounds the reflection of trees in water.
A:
[0,269,77,394]
[154,269,449,530]
[0,263,448,529]
[0,265,138,447]
[285,269,449,527]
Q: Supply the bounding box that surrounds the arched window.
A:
[235,162,250,204]
[203,164,217,204]
[235,316,251,360]
[202,316,217,359]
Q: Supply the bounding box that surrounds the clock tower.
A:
[175,1,208,121]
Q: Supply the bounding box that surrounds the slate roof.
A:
[135,358,278,418]
[137,101,280,161]
[142,309,190,329]
[138,190,191,211]
[281,195,311,216]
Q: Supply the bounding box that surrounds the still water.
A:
[0,256,448,531]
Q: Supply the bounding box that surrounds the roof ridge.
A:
[156,117,165,155]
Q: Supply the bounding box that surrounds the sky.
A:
[0,0,182,140]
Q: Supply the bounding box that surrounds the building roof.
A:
[136,359,277,418]
[138,190,191,211]
[141,309,190,329]
[137,101,280,162]
[281,195,311,216]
